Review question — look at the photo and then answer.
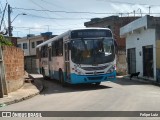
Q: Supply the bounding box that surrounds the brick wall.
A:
[2,46,24,92]
[84,17,140,75]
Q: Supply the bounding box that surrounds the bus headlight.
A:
[72,66,83,75]
[75,69,83,75]
[106,65,115,73]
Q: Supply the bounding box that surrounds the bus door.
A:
[48,47,52,77]
[64,42,70,81]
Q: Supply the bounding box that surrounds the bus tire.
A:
[42,68,47,79]
[59,70,66,87]
[95,82,101,86]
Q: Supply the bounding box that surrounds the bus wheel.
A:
[42,68,47,79]
[59,71,66,87]
[95,82,101,86]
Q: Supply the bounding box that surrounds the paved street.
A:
[0,77,160,120]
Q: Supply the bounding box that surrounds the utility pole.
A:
[133,10,135,17]
[0,3,7,31]
[0,46,8,98]
[8,4,12,36]
[0,47,4,98]
[148,6,151,15]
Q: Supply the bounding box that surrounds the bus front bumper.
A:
[69,71,116,84]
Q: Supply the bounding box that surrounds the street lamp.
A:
[8,13,27,36]
[11,13,27,23]
[137,8,142,17]
[8,4,27,36]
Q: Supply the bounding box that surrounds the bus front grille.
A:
[81,65,108,71]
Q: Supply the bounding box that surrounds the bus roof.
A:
[36,28,111,48]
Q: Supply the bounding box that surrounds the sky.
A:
[1,0,160,37]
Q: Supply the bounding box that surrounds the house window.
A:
[23,43,28,49]
[17,44,21,48]
[36,41,43,45]
[32,42,35,48]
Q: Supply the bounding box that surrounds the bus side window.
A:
[55,41,59,56]
[41,46,44,57]
[41,45,48,58]
[55,39,63,56]
[45,45,48,57]
[36,48,40,58]
[59,39,63,56]
[52,42,56,56]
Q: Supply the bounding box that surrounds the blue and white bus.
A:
[36,28,116,86]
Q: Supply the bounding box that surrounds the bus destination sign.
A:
[71,30,112,38]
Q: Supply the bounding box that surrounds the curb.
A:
[0,75,43,107]
[3,92,40,106]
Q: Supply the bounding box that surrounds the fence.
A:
[24,56,37,74]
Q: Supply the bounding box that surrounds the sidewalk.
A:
[119,75,160,86]
[0,74,43,107]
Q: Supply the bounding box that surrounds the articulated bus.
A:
[36,28,116,86]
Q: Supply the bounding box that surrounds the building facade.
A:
[120,15,160,82]
[17,32,54,73]
[84,16,139,75]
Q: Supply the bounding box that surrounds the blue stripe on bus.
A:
[37,68,116,84]
[69,71,116,84]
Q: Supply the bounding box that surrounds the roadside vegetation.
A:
[0,34,13,46]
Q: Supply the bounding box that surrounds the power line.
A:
[29,0,51,17]
[12,7,119,14]
[12,7,160,16]
[23,13,92,20]
[13,26,69,30]
[40,0,83,15]
[98,0,160,6]
[13,26,46,29]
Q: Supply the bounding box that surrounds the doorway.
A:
[143,45,153,77]
[64,42,70,81]
[127,48,136,74]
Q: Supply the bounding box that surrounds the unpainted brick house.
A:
[84,16,139,75]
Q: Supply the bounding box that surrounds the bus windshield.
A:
[71,38,115,65]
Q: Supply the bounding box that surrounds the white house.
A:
[17,34,45,56]
[120,15,160,82]
[17,32,55,73]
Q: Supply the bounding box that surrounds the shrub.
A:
[0,34,13,46]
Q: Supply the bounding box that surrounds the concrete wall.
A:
[126,28,156,79]
[2,46,24,92]
[116,49,127,75]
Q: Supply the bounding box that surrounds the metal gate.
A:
[127,48,136,74]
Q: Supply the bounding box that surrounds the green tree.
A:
[0,34,13,46]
